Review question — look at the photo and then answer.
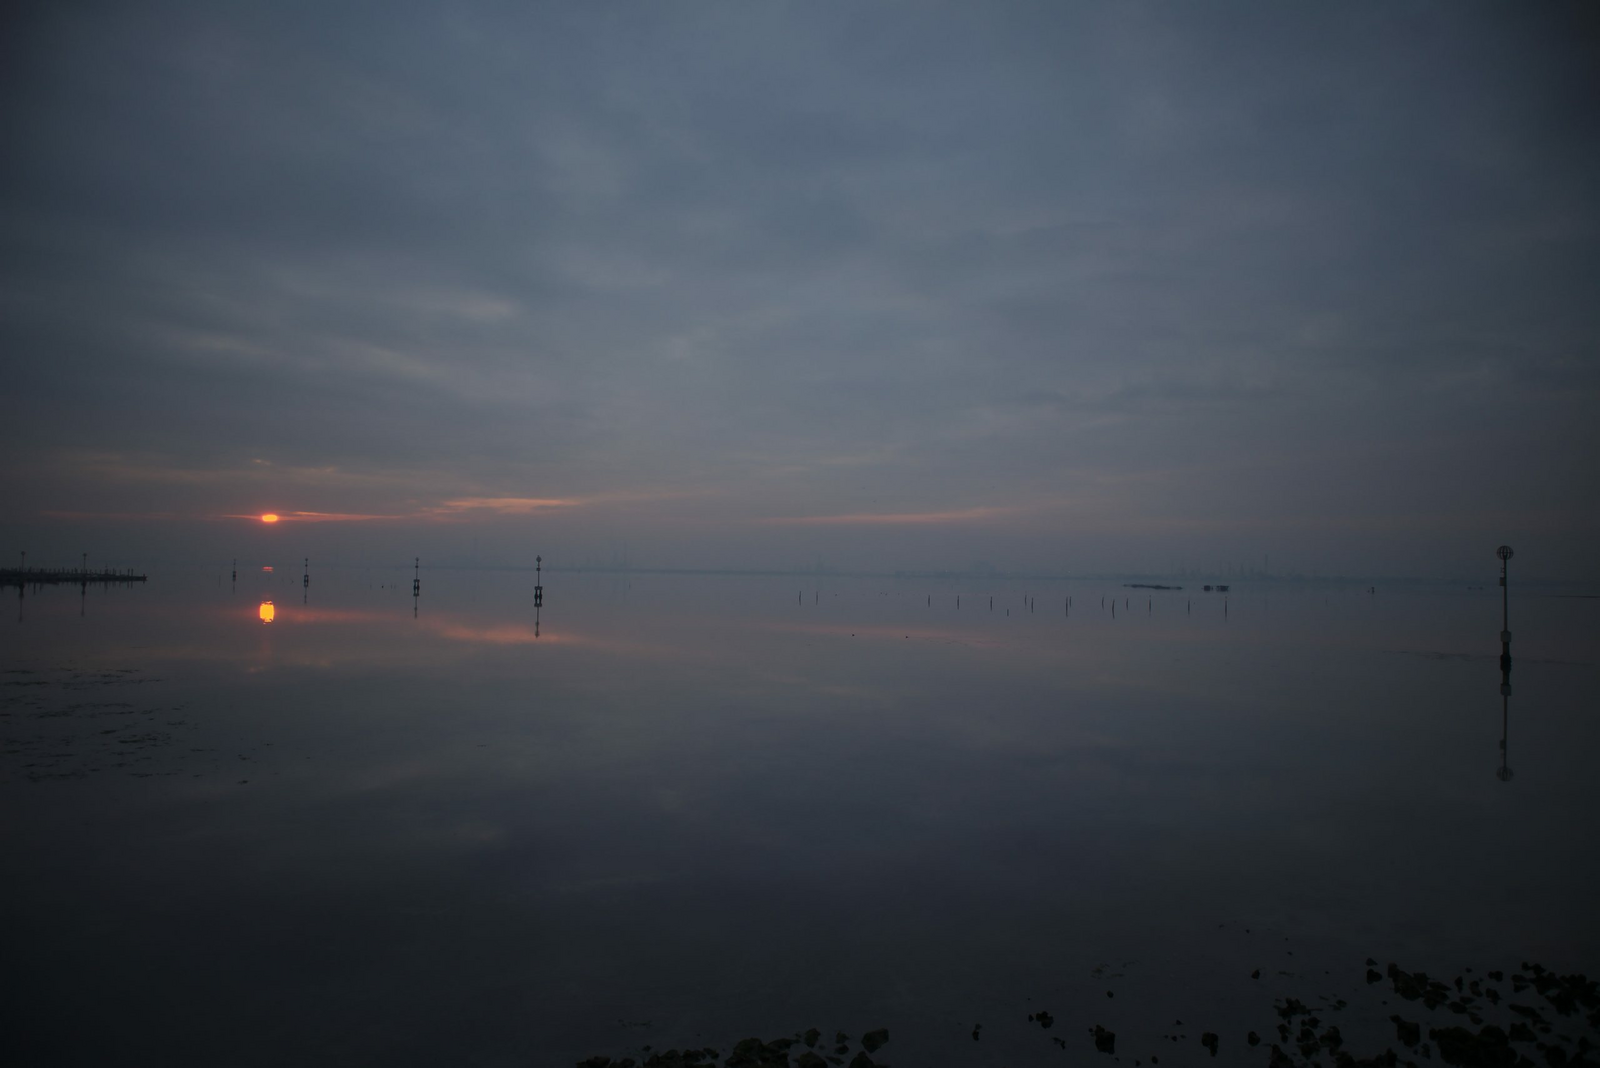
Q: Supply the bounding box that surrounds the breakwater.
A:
[0,568,147,588]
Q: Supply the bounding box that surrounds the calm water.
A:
[4,568,1597,1065]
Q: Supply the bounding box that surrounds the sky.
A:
[2,1,1597,579]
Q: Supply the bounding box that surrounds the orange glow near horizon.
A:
[260,513,280,523]
[758,506,1012,526]
[258,600,275,624]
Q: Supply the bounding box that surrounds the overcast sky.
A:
[3,1,1596,578]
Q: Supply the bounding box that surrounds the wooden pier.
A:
[1,568,147,588]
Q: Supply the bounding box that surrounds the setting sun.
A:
[260,513,280,523]
[258,600,275,624]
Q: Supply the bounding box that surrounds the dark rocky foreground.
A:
[576,1029,890,1068]
[573,960,1597,1067]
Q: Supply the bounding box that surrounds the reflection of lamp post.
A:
[1495,545,1514,782]
[1497,545,1514,673]
[1497,680,1513,782]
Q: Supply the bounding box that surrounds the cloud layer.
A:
[3,2,1597,576]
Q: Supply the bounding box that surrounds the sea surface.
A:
[4,567,1597,1066]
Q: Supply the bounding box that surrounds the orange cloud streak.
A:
[429,497,582,516]
[219,511,406,522]
[758,506,1012,526]
[54,488,695,526]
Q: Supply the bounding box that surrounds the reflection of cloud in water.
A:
[425,620,567,646]
[420,619,668,660]
[758,620,1004,647]
[265,605,392,626]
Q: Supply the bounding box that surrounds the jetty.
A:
[1,568,147,589]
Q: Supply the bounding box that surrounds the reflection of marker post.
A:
[1498,669,1513,782]
[1497,545,1514,674]
[1495,544,1515,781]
